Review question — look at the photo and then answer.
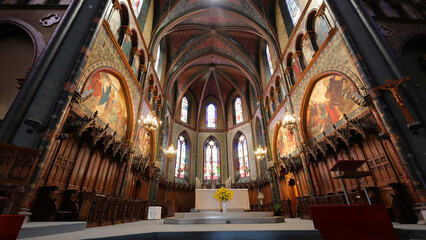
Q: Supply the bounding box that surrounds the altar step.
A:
[18,221,87,239]
[164,211,285,224]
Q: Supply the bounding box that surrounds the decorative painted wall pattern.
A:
[137,0,150,30]
[78,25,142,139]
[81,71,128,137]
[172,46,256,80]
[156,0,269,33]
[169,33,254,67]
[306,75,359,139]
[290,33,364,118]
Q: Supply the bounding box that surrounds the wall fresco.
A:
[306,75,359,139]
[81,71,128,137]
[277,126,297,158]
[79,25,142,140]
[289,32,364,124]
[134,100,153,156]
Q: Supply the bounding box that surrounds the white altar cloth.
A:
[195,189,250,211]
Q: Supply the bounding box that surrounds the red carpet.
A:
[0,215,25,240]
[310,205,397,240]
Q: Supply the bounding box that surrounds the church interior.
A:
[0,0,426,239]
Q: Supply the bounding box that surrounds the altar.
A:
[195,189,250,211]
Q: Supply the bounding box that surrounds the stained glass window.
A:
[237,135,250,177]
[206,103,216,128]
[175,135,186,178]
[204,139,220,180]
[235,97,243,124]
[132,0,143,17]
[181,97,188,123]
[314,15,330,47]
[154,45,161,73]
[286,0,301,26]
[266,45,274,75]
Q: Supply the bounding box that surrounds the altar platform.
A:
[163,211,285,224]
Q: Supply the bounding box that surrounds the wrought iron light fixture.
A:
[254,145,267,160]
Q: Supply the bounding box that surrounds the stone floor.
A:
[19,218,426,240]
[20,218,318,240]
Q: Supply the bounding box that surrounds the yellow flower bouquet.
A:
[213,187,234,202]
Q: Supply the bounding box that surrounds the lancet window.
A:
[235,97,243,124]
[175,135,187,178]
[181,97,189,123]
[204,139,220,180]
[206,103,217,128]
[237,135,250,177]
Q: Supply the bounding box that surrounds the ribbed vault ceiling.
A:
[151,0,279,122]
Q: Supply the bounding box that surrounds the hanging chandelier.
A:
[164,144,177,158]
[254,145,267,160]
[139,112,161,131]
[282,112,299,133]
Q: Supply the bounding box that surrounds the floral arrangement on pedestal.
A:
[213,187,234,212]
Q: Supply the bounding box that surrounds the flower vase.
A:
[222,201,227,213]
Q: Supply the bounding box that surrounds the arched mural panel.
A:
[134,100,153,158]
[277,126,297,159]
[81,70,129,138]
[305,74,359,139]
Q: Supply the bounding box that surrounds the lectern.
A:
[329,160,372,205]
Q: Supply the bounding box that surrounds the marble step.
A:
[18,221,87,239]
[164,216,285,224]
[174,211,274,219]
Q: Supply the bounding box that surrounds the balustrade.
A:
[295,192,365,219]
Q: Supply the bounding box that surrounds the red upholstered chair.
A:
[0,215,25,240]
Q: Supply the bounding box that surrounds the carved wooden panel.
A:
[362,137,398,186]
[67,144,91,190]
[83,150,102,191]
[46,138,79,189]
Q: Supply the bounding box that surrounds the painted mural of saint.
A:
[81,71,128,138]
[307,75,359,139]
[277,127,297,158]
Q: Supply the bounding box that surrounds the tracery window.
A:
[266,45,274,75]
[235,97,243,124]
[181,97,189,123]
[206,103,217,128]
[175,135,187,178]
[204,139,220,180]
[237,135,250,177]
[286,0,301,25]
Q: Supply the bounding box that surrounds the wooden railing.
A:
[83,194,148,227]
[0,143,40,214]
[297,192,365,219]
